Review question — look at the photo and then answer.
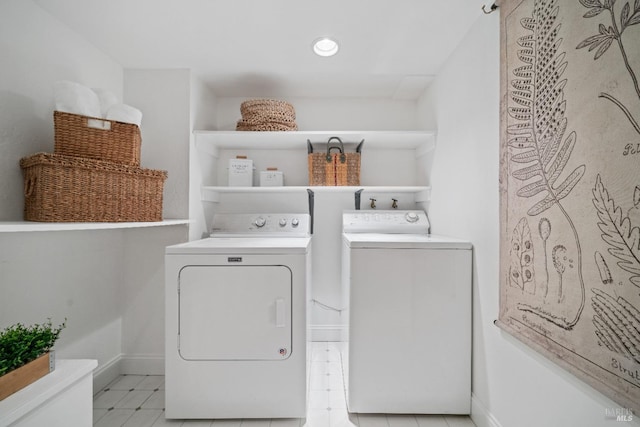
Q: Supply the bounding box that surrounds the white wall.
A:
[0,0,125,377]
[0,3,191,389]
[216,97,417,131]
[124,69,191,220]
[0,0,122,221]
[418,11,640,427]
[120,69,198,371]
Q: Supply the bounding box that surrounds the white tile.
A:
[94,389,130,409]
[115,389,155,409]
[443,416,476,427]
[239,420,271,426]
[329,408,355,427]
[311,362,330,376]
[311,342,329,352]
[356,414,389,427]
[311,348,330,362]
[304,409,330,427]
[123,409,164,427]
[211,421,242,427]
[386,415,418,427]
[414,415,448,427]
[109,375,147,390]
[268,419,302,427]
[94,408,108,423]
[181,420,213,426]
[309,390,330,410]
[142,390,165,409]
[327,371,344,391]
[326,362,342,377]
[136,375,166,390]
[152,416,185,426]
[310,372,329,391]
[94,408,135,427]
[328,390,346,409]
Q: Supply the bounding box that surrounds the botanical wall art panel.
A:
[498,0,640,414]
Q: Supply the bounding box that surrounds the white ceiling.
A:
[33,0,487,99]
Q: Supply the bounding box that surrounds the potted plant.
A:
[0,319,66,400]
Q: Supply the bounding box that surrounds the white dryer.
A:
[342,210,472,414]
[165,213,311,419]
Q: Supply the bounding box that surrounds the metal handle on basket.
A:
[24,177,36,197]
[326,136,346,163]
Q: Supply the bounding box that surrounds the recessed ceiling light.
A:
[313,37,339,57]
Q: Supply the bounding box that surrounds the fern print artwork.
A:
[499,0,640,413]
[506,0,587,330]
[577,0,640,135]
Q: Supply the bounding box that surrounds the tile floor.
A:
[93,342,476,427]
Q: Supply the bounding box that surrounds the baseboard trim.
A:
[120,354,164,375]
[93,354,122,393]
[471,393,502,427]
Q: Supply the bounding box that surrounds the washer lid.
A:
[343,233,472,249]
[343,210,430,234]
[166,237,311,254]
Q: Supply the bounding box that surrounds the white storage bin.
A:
[260,170,284,187]
[228,158,253,187]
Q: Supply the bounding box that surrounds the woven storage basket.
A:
[240,99,295,117]
[237,99,298,132]
[308,137,362,186]
[20,153,166,222]
[236,121,298,131]
[53,111,141,166]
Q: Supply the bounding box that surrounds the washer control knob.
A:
[279,218,287,227]
[405,212,419,223]
[291,218,300,227]
[254,217,266,228]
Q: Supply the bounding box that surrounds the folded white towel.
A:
[54,80,101,118]
[92,88,119,117]
[106,103,142,127]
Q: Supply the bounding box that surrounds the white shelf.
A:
[201,186,431,203]
[0,219,190,233]
[194,130,436,156]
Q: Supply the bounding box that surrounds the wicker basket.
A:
[53,111,142,166]
[236,99,298,131]
[240,99,295,117]
[20,153,166,222]
[307,137,362,186]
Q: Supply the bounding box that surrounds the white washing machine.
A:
[165,213,311,419]
[342,210,472,414]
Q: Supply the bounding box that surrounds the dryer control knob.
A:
[279,218,287,227]
[254,217,266,228]
[405,212,419,223]
[291,218,300,227]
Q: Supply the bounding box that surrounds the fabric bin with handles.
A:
[308,136,363,186]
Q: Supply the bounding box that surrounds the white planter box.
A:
[0,359,97,427]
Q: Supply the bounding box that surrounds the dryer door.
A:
[178,265,292,361]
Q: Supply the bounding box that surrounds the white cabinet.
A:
[192,130,436,202]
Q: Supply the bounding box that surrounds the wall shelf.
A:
[0,219,190,233]
[201,186,431,203]
[194,130,436,157]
